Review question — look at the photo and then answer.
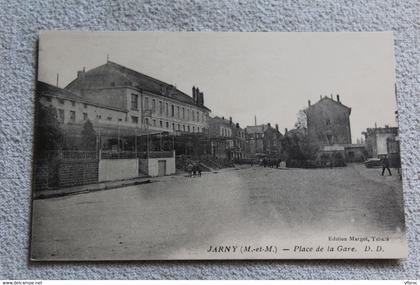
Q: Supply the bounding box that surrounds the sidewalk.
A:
[33,176,156,200]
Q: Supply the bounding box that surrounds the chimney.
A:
[192,86,196,103]
[229,117,232,125]
[236,123,240,128]
[275,124,279,131]
[285,128,288,134]
[336,94,340,102]
[308,100,311,106]
[254,115,257,126]
[330,93,333,99]
[320,95,322,100]
[56,73,59,87]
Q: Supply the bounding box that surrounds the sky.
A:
[38,32,399,142]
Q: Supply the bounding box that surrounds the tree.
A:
[80,119,97,151]
[294,109,307,129]
[34,104,63,157]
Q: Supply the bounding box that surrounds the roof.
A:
[307,97,351,113]
[245,124,269,134]
[37,81,127,113]
[65,61,211,112]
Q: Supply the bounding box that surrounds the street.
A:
[31,164,406,260]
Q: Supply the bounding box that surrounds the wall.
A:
[98,158,139,182]
[307,98,352,147]
[140,157,175,177]
[376,132,396,156]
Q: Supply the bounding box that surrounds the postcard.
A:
[31,31,407,260]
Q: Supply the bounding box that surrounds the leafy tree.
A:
[34,104,63,157]
[80,119,97,151]
[294,109,307,129]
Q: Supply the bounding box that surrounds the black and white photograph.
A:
[30,31,407,260]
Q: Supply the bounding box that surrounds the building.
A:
[363,126,399,158]
[37,81,128,126]
[65,60,211,135]
[245,123,282,158]
[306,94,352,149]
[208,116,248,160]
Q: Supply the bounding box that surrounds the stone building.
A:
[306,94,352,149]
[363,126,399,158]
[245,123,282,158]
[65,60,211,134]
[207,116,248,160]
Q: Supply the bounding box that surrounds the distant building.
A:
[363,126,399,158]
[65,60,211,134]
[208,116,247,160]
[306,94,352,149]
[245,123,282,158]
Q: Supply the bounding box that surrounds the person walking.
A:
[187,163,193,177]
[381,155,392,176]
[197,163,202,177]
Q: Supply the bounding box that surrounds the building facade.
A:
[245,123,282,158]
[363,126,399,158]
[65,61,211,135]
[305,95,352,149]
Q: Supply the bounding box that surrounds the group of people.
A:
[253,158,282,168]
[186,162,202,177]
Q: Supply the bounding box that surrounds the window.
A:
[193,126,195,133]
[131,116,138,124]
[187,109,190,120]
[83,112,88,121]
[182,107,185,119]
[69,111,76,123]
[326,118,331,126]
[327,134,333,145]
[118,118,122,122]
[144,97,149,109]
[159,101,163,115]
[166,122,169,128]
[70,100,75,106]
[152,99,156,113]
[172,123,175,130]
[96,114,102,119]
[171,104,174,117]
[145,118,149,125]
[192,111,195,121]
[177,124,180,130]
[107,116,112,121]
[57,109,64,123]
[182,125,185,131]
[153,119,156,126]
[187,125,190,132]
[166,103,169,117]
[160,120,163,127]
[83,103,87,108]
[197,111,199,122]
[177,106,180,118]
[131,94,138,110]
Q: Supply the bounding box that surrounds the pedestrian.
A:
[187,163,193,177]
[197,163,202,177]
[192,163,197,177]
[381,155,392,176]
